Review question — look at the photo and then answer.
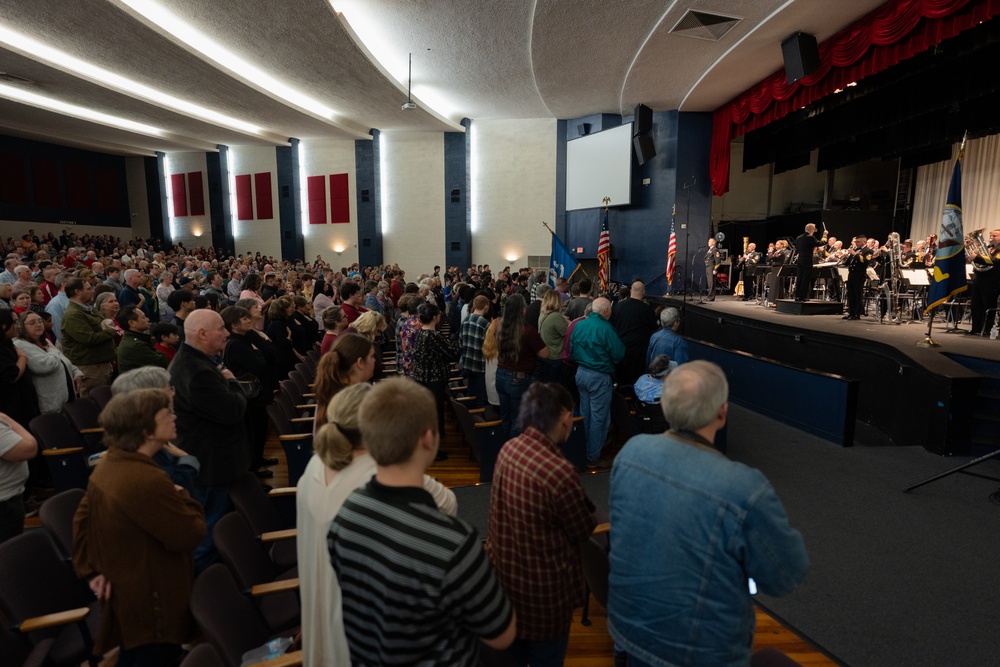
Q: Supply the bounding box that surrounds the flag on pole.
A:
[597,208,611,292]
[548,228,580,287]
[925,154,968,313]
[666,204,678,287]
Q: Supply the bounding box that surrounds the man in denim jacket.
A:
[608,361,809,667]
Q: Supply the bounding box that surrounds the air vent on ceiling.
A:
[0,71,34,85]
[670,10,742,41]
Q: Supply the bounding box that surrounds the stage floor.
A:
[662,294,1000,363]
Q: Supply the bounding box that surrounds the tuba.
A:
[966,228,994,270]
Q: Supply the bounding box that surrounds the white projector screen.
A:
[565,123,633,211]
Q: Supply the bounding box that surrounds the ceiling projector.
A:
[401,101,417,111]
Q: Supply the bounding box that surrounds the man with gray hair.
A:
[608,361,809,667]
[646,306,688,369]
[570,297,625,468]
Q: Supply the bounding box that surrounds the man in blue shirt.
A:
[646,306,688,369]
[608,361,809,667]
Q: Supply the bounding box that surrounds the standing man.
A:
[968,229,1000,335]
[460,295,491,408]
[704,238,721,302]
[737,243,762,301]
[570,297,625,468]
[169,309,249,571]
[646,306,688,369]
[564,278,593,320]
[61,278,117,396]
[843,237,873,320]
[610,280,658,386]
[794,223,828,302]
[339,281,368,324]
[116,306,169,373]
[486,382,596,666]
[608,361,809,667]
[330,378,515,665]
[104,266,124,298]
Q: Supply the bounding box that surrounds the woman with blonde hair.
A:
[537,289,569,384]
[296,383,456,667]
[352,310,387,381]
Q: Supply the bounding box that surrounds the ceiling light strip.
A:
[0,83,164,136]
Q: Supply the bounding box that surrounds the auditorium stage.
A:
[648,295,1000,455]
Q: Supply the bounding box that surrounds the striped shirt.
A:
[329,480,512,666]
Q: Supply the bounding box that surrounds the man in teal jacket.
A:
[570,297,624,467]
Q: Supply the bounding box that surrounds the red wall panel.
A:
[254,172,273,220]
[32,158,60,207]
[95,167,119,212]
[0,153,29,205]
[235,174,253,221]
[307,175,327,225]
[187,171,205,216]
[329,173,350,223]
[171,173,188,217]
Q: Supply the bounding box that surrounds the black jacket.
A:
[169,343,249,486]
[224,332,277,407]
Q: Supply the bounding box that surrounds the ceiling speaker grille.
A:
[670,10,742,41]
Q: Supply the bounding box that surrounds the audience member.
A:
[329,378,515,665]
[412,303,459,460]
[72,388,206,667]
[487,382,596,666]
[59,279,117,397]
[608,361,809,667]
[459,295,490,408]
[537,289,569,384]
[116,305,168,373]
[166,289,196,342]
[610,280,658,386]
[150,322,179,362]
[312,332,374,431]
[570,297,624,468]
[495,294,548,439]
[297,383,456,666]
[0,412,37,544]
[14,311,82,413]
[646,306,689,368]
[169,309,249,571]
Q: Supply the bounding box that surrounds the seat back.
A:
[213,513,279,588]
[228,472,286,536]
[61,398,104,453]
[580,536,610,609]
[288,370,310,397]
[87,385,113,411]
[29,413,91,493]
[561,416,587,472]
[473,419,508,483]
[38,489,86,559]
[29,412,88,451]
[448,396,479,460]
[266,406,313,487]
[190,565,271,667]
[179,643,225,667]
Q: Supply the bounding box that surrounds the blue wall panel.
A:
[206,147,235,255]
[276,141,303,261]
[355,131,382,268]
[444,129,469,270]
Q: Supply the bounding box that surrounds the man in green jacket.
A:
[61,278,117,397]
[570,297,625,468]
[116,306,169,373]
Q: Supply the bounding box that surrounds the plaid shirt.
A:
[460,312,489,373]
[486,427,597,640]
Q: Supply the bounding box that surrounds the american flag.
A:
[666,204,677,287]
[597,208,610,292]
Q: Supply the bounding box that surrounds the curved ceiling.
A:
[0,0,886,156]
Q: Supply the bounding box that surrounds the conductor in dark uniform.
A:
[844,236,873,320]
[969,229,1000,335]
[794,223,828,302]
[704,238,721,302]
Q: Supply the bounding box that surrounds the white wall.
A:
[163,151,211,250]
[299,139,358,267]
[471,118,557,268]
[229,146,282,260]
[0,221,137,245]
[712,142,771,221]
[380,132,445,277]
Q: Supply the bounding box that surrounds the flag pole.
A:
[542,221,591,280]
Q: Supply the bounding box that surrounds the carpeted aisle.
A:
[726,405,1000,667]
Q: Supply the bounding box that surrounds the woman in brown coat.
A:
[73,388,206,666]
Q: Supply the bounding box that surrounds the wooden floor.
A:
[259,406,839,667]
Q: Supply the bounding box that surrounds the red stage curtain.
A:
[711,0,1000,196]
[0,153,29,205]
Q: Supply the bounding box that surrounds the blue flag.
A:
[925,156,968,313]
[549,230,580,287]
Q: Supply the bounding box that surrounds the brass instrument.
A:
[965,228,994,271]
[882,232,902,323]
[734,236,749,297]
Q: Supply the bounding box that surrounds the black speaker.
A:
[781,32,820,84]
[634,104,653,135]
[633,134,656,166]
[577,123,591,136]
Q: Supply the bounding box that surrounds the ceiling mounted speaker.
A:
[781,32,820,84]
[634,104,653,135]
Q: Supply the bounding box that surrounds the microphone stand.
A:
[681,177,696,313]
